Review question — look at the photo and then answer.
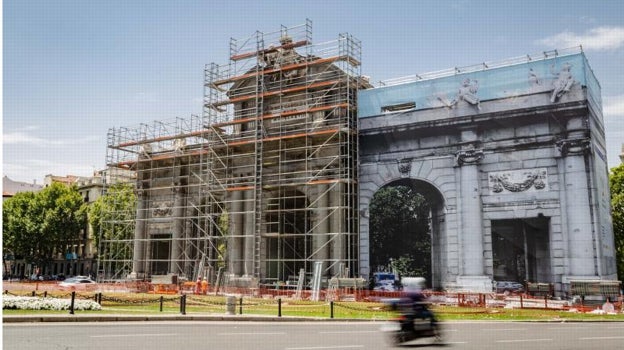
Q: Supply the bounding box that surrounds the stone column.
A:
[312,184,330,276]
[558,119,595,278]
[184,204,195,277]
[243,189,255,277]
[171,185,185,275]
[131,187,148,279]
[330,182,345,276]
[229,190,244,276]
[455,128,491,291]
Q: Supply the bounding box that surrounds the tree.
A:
[217,210,229,269]
[2,183,87,270]
[369,185,431,281]
[87,183,137,280]
[609,163,624,282]
[87,183,136,250]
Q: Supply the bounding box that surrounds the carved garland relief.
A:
[488,168,548,194]
[152,201,174,217]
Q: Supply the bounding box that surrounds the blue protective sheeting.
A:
[358,53,598,118]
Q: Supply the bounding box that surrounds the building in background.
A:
[44,174,81,187]
[2,175,42,200]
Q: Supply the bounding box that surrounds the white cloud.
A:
[603,95,624,118]
[2,131,99,146]
[537,26,624,51]
[603,95,624,167]
[3,158,98,183]
[2,131,44,145]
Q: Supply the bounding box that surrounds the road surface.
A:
[4,320,624,349]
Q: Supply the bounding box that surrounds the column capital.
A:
[455,148,484,166]
[555,138,590,157]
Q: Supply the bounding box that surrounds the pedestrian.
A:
[602,297,615,314]
[195,277,202,295]
[201,278,208,295]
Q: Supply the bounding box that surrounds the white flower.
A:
[2,296,102,311]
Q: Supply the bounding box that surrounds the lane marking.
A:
[496,338,552,343]
[91,333,177,338]
[546,326,589,330]
[319,331,377,334]
[218,332,286,336]
[580,336,624,340]
[285,346,364,350]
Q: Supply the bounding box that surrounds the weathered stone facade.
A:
[357,51,617,295]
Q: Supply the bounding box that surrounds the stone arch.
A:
[368,177,447,289]
[359,157,455,290]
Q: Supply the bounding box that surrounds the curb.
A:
[2,314,373,323]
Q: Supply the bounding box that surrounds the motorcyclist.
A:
[383,278,442,345]
[402,277,437,327]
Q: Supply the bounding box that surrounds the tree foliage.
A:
[217,210,229,268]
[369,185,431,280]
[87,183,137,250]
[609,163,624,282]
[2,183,86,267]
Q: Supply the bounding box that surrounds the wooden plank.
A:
[211,55,350,86]
[210,80,340,107]
[230,40,309,61]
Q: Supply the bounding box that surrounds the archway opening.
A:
[150,233,171,276]
[265,189,310,282]
[369,179,444,289]
[492,217,551,284]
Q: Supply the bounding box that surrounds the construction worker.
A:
[201,278,209,295]
[195,277,202,295]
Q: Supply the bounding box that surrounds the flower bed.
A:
[2,296,102,311]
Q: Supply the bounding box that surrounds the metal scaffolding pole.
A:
[102,21,368,288]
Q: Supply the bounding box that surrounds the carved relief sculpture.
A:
[550,62,575,103]
[488,168,548,194]
[152,201,173,217]
[397,158,412,176]
[450,78,481,110]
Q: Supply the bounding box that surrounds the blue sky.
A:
[3,0,624,183]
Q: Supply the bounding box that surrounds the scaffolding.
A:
[101,21,367,286]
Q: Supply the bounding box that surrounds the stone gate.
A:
[357,49,618,295]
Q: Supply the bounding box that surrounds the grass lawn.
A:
[4,292,624,321]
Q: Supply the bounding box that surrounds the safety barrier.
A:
[4,281,622,315]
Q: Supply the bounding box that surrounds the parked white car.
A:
[59,276,97,290]
[494,281,524,294]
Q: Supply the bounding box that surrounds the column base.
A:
[127,272,146,280]
[561,275,600,284]
[455,276,493,293]
[227,275,259,288]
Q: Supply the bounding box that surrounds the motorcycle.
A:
[381,298,443,346]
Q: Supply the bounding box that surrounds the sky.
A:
[3,0,624,184]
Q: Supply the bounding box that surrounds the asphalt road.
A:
[4,321,624,350]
